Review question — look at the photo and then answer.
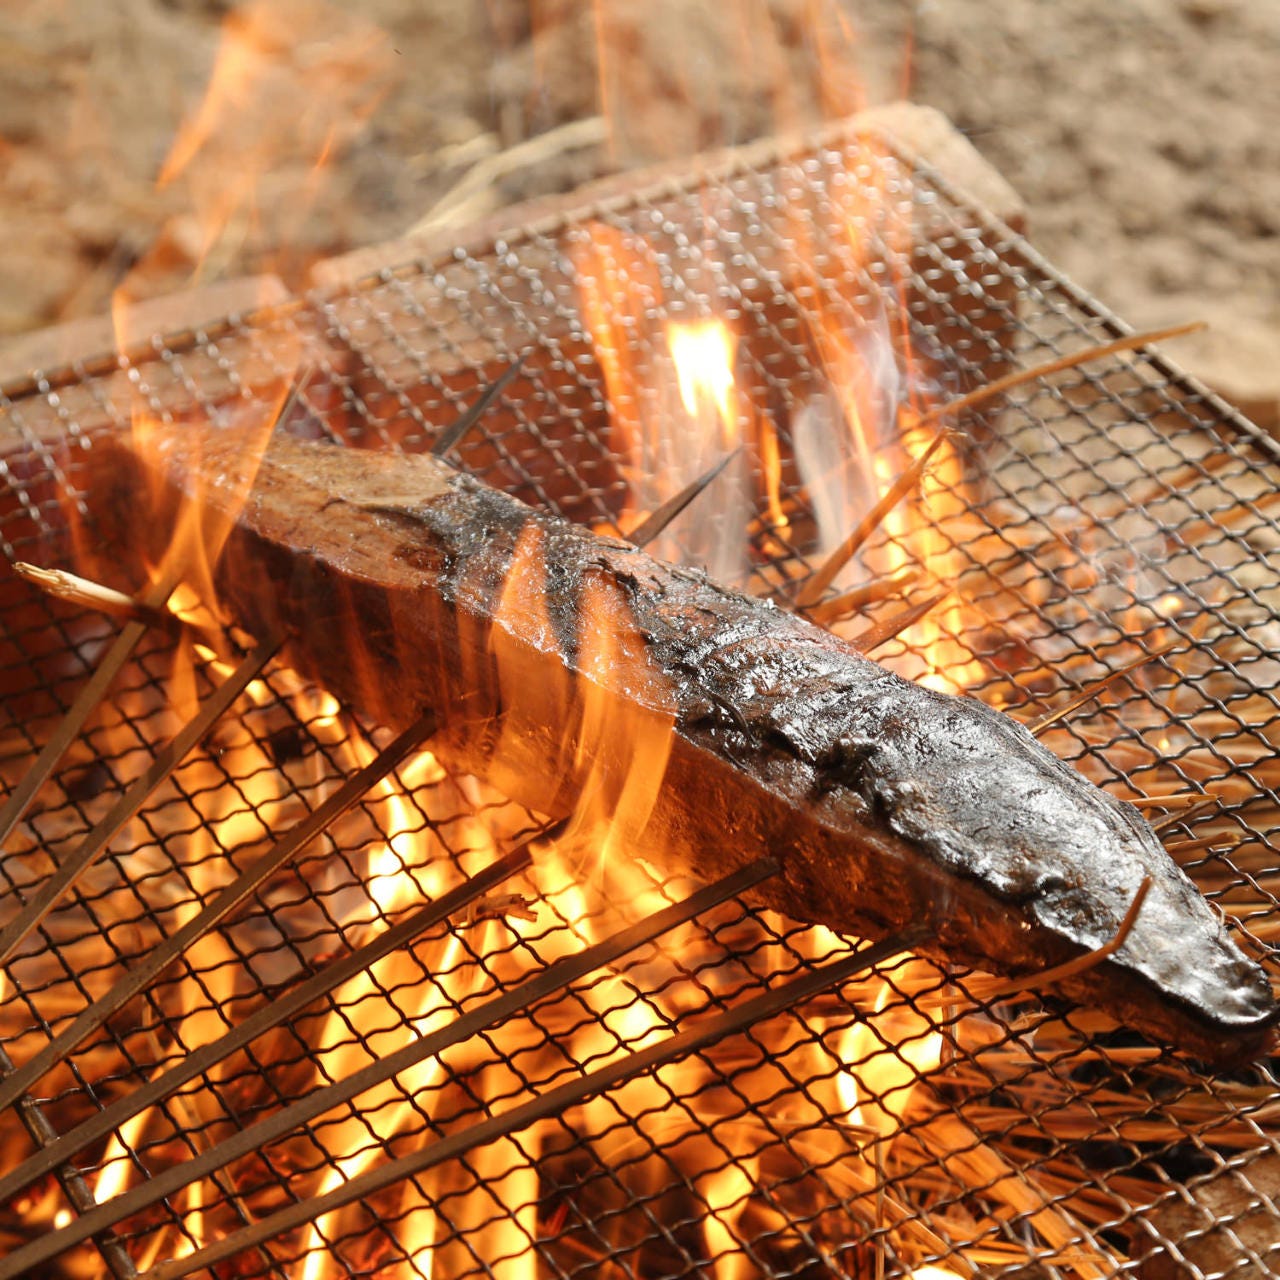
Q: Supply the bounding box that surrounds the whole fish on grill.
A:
[90,426,1278,1066]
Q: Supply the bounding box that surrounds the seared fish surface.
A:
[98,429,1278,1065]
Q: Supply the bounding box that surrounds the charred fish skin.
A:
[593,549,1277,1058]
[101,431,1278,1066]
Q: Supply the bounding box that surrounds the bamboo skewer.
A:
[1151,798,1220,832]
[1028,643,1179,736]
[14,563,168,624]
[0,859,812,1280]
[1164,834,1243,856]
[0,843,540,1209]
[141,927,923,1280]
[911,321,1206,431]
[794,322,1204,613]
[804,567,921,624]
[628,449,740,549]
[852,591,949,654]
[13,563,227,653]
[0,1036,140,1280]
[1173,488,1280,548]
[1129,791,1217,811]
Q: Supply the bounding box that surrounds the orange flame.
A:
[575,225,753,577]
[100,2,395,634]
[907,450,986,694]
[669,319,738,442]
[660,317,751,580]
[757,416,790,530]
[572,223,664,528]
[42,9,1029,1272]
[836,968,943,1143]
[796,307,985,693]
[124,393,290,619]
[563,570,677,878]
[486,517,676,894]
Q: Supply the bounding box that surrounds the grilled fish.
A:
[94,427,1278,1065]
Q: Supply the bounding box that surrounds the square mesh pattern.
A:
[1,118,1278,1279]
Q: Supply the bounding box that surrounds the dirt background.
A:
[0,0,1275,418]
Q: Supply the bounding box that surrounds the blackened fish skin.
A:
[105,431,1278,1065]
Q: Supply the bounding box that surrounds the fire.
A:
[0,7,1121,1276]
[757,416,790,530]
[486,514,676,899]
[794,310,986,694]
[836,973,944,1142]
[669,318,738,436]
[662,317,753,583]
[122,399,289,623]
[564,571,677,878]
[889,421,987,695]
[574,232,765,583]
[89,1,398,626]
[794,316,899,564]
[698,1158,757,1280]
[571,222,660,524]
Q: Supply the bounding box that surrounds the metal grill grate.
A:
[1,115,1279,1279]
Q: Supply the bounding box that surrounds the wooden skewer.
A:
[14,563,226,653]
[851,591,949,654]
[1027,642,1179,736]
[1163,834,1243,856]
[1128,792,1216,810]
[804,567,921,625]
[793,322,1203,613]
[1151,798,1219,832]
[1173,488,1280,548]
[911,321,1206,430]
[1116,449,1236,517]
[431,356,526,459]
[14,563,166,623]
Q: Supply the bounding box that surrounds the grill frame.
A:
[1,113,1279,1279]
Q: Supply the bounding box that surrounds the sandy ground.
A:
[0,0,1275,415]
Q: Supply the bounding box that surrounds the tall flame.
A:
[794,306,985,693]
[669,319,737,435]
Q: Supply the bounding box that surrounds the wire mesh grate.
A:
[0,115,1278,1278]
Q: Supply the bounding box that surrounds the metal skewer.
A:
[0,840,540,1208]
[143,924,927,1280]
[628,450,741,549]
[0,710,439,1116]
[431,356,527,458]
[0,857,789,1278]
[0,634,280,969]
[0,576,177,851]
[852,590,949,654]
[0,1040,139,1280]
